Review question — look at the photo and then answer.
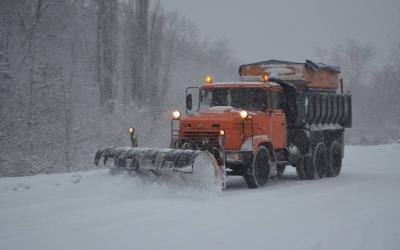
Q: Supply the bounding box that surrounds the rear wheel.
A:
[295,156,314,180]
[313,142,328,178]
[244,146,271,188]
[296,142,328,180]
[327,141,342,177]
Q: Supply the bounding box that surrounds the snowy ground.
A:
[1,144,400,250]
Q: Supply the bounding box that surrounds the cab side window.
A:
[270,92,282,110]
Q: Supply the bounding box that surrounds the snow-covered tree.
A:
[0,0,237,176]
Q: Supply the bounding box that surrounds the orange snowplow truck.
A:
[170,60,352,188]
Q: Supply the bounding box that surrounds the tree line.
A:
[0,0,237,176]
[316,38,400,144]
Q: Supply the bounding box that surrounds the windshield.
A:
[200,88,267,111]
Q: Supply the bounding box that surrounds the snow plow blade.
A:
[94,147,223,191]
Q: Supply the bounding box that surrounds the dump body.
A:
[239,60,341,90]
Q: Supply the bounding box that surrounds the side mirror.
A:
[186,94,193,111]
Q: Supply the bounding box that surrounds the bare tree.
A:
[372,35,400,130]
[96,0,118,110]
[13,0,61,154]
[125,0,150,103]
[160,12,180,100]
[0,7,11,116]
[314,39,377,144]
[1,0,239,176]
[148,0,165,112]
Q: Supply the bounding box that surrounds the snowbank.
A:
[1,144,400,250]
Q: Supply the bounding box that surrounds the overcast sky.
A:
[163,0,400,64]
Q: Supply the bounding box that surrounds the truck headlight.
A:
[218,131,225,148]
[171,110,181,120]
[240,110,248,119]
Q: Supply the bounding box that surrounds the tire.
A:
[244,146,271,188]
[327,141,343,177]
[312,142,328,179]
[295,156,314,180]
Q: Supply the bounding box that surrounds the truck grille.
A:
[183,131,220,147]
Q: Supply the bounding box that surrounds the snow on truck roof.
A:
[201,81,281,88]
[239,59,341,74]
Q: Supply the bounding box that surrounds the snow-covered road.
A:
[1,144,400,250]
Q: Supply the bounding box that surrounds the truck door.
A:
[269,90,286,149]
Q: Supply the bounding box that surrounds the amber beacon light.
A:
[205,75,213,84]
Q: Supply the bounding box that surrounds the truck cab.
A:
[171,76,290,187]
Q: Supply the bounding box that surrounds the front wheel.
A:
[244,146,271,188]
